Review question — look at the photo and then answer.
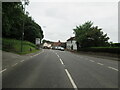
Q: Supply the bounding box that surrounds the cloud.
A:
[26,2,118,42]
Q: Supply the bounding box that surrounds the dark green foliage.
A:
[110,43,120,47]
[42,39,53,44]
[74,21,109,48]
[78,47,120,54]
[2,2,44,43]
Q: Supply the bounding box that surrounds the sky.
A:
[26,0,118,42]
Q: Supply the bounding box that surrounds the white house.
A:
[66,37,77,50]
[43,42,51,48]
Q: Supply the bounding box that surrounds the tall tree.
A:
[73,21,109,48]
[2,2,44,44]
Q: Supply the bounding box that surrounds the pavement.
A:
[1,49,119,89]
[2,50,42,69]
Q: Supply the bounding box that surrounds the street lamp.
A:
[21,0,29,52]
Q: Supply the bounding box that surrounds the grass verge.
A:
[2,38,39,55]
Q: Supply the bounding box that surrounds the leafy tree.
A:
[73,21,109,48]
[24,15,44,43]
[2,2,23,39]
[2,2,44,44]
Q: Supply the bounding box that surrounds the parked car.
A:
[60,47,64,51]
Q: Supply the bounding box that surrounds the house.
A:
[43,42,52,49]
[52,40,66,49]
[66,37,77,50]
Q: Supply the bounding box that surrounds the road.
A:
[2,49,118,88]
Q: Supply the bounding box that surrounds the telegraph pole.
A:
[21,0,28,52]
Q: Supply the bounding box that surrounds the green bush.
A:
[110,43,120,47]
[78,47,120,54]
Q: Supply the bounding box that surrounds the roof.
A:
[67,37,76,41]
[52,42,61,46]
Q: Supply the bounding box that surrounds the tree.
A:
[73,21,109,48]
[2,2,24,39]
[2,2,44,44]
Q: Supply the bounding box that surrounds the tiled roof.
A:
[67,37,75,41]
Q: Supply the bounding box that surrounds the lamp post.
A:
[21,0,29,52]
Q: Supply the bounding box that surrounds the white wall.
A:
[72,40,77,50]
[66,40,77,50]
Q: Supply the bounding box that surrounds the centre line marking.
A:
[90,60,95,62]
[65,69,78,90]
[59,58,64,65]
[20,60,24,62]
[97,63,104,66]
[0,69,7,73]
[12,63,18,67]
[57,55,60,58]
[108,66,118,71]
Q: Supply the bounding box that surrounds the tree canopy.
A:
[2,2,44,44]
[73,21,109,48]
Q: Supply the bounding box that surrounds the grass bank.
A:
[2,38,39,54]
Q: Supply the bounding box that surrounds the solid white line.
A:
[65,69,78,90]
[97,63,104,66]
[0,69,7,73]
[89,60,95,62]
[108,66,118,71]
[20,60,24,62]
[59,58,64,65]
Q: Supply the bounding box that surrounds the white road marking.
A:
[57,55,60,58]
[12,63,18,67]
[59,58,64,65]
[108,66,118,71]
[89,60,95,62]
[97,63,104,66]
[32,51,43,57]
[0,69,7,73]
[20,60,24,62]
[65,69,78,90]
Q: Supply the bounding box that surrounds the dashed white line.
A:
[65,69,78,90]
[89,60,95,62]
[0,68,7,73]
[59,58,64,65]
[108,66,118,71]
[97,63,104,66]
[12,63,18,67]
[20,60,24,62]
[57,55,60,58]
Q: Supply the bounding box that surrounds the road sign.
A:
[36,38,40,45]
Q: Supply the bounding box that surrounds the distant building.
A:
[43,42,52,49]
[66,37,77,50]
[52,40,66,48]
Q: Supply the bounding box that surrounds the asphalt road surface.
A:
[2,49,118,89]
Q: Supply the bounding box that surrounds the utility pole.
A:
[21,0,29,52]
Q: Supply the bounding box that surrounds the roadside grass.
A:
[2,38,39,54]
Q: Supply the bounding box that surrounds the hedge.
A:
[78,47,120,54]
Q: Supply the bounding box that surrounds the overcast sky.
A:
[26,0,118,42]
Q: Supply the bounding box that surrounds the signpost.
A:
[36,38,40,45]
